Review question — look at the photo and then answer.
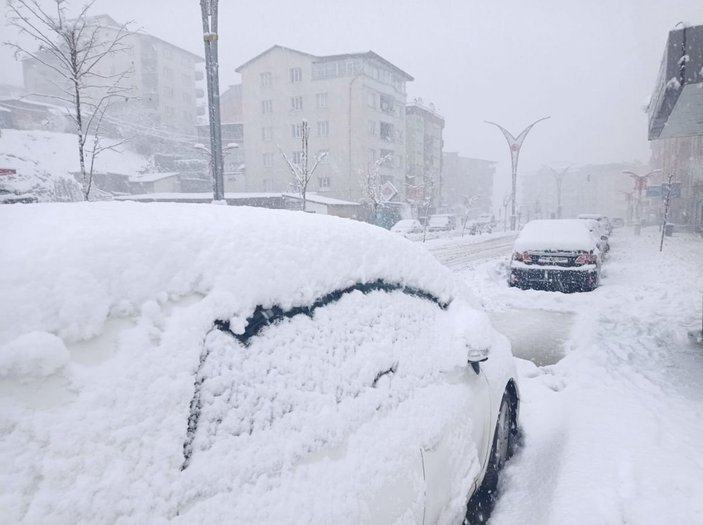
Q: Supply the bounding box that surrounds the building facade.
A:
[235,45,412,202]
[519,163,643,222]
[441,153,495,216]
[22,15,204,135]
[648,24,703,229]
[405,100,444,213]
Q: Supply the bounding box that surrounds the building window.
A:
[261,72,272,88]
[380,122,394,142]
[290,67,302,83]
[291,96,303,111]
[163,66,173,80]
[367,92,377,108]
[262,153,274,167]
[368,148,376,164]
[262,99,273,114]
[263,179,273,191]
[317,149,329,164]
[262,126,273,141]
[317,120,329,137]
[291,123,304,138]
[380,93,395,114]
[380,149,393,166]
[316,92,328,109]
[292,151,304,164]
[164,86,174,98]
[368,120,376,136]
[318,176,331,189]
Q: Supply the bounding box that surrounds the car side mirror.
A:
[467,347,489,374]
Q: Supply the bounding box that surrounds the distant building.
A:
[405,100,444,213]
[22,15,204,135]
[235,45,413,202]
[647,23,703,229]
[441,153,495,216]
[519,163,641,222]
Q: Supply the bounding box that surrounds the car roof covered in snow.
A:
[0,202,460,345]
[513,219,597,252]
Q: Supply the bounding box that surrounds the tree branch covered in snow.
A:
[5,0,133,200]
[278,120,326,212]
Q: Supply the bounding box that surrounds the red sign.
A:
[0,168,17,175]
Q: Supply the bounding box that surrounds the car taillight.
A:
[513,251,532,263]
[575,252,596,265]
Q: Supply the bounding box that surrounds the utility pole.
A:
[659,171,675,252]
[200,0,225,201]
[486,117,550,230]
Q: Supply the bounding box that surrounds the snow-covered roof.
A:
[129,172,179,183]
[513,219,597,252]
[283,192,360,206]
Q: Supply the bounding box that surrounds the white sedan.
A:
[0,202,519,525]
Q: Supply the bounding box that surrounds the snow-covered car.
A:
[0,202,519,525]
[427,213,457,232]
[509,219,602,292]
[610,217,625,228]
[390,218,423,236]
[581,218,610,255]
[577,213,612,235]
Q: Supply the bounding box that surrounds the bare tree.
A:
[359,151,392,223]
[6,0,132,200]
[279,120,327,212]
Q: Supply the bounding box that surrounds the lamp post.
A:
[547,165,570,219]
[622,169,661,234]
[486,117,550,230]
[200,0,225,201]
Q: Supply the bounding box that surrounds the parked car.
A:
[581,218,610,255]
[390,218,423,236]
[427,213,457,232]
[577,213,612,235]
[0,202,520,525]
[509,219,602,292]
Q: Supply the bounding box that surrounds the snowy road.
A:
[425,233,516,271]
[422,228,703,525]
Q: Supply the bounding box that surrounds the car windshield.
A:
[1,2,702,525]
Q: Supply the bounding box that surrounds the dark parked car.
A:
[509,219,602,292]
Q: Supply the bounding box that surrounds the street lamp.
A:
[547,165,570,219]
[486,117,550,230]
[622,169,661,234]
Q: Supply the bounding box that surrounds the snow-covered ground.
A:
[442,227,703,524]
[0,129,149,201]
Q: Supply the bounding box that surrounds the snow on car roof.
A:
[0,202,459,345]
[513,219,597,252]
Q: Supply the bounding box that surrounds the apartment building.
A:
[22,15,204,135]
[235,45,413,202]
[405,100,444,212]
[441,153,496,215]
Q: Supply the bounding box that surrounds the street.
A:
[424,228,703,524]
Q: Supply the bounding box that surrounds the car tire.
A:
[464,393,516,525]
[482,393,515,492]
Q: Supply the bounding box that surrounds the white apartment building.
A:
[236,45,413,202]
[405,100,444,212]
[22,15,204,135]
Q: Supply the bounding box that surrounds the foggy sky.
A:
[2,0,701,197]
